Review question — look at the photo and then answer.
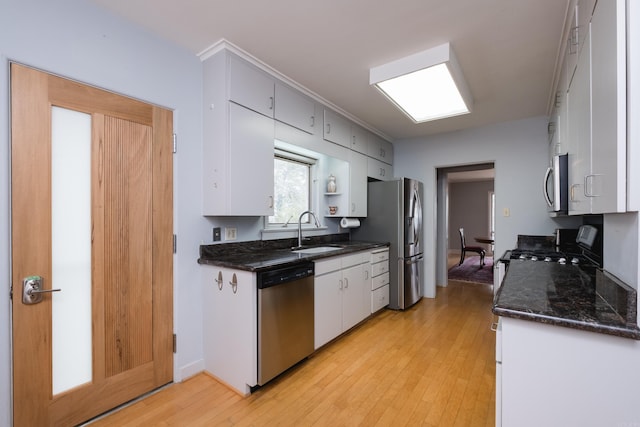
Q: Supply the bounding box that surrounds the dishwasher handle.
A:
[257,262,315,289]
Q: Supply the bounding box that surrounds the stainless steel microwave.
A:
[544,153,568,216]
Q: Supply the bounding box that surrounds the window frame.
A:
[266,149,318,229]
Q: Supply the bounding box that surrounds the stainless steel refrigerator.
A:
[353,178,424,310]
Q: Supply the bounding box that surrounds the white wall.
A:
[0,0,209,423]
[393,116,580,298]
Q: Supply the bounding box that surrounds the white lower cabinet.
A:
[202,265,257,395]
[500,317,640,426]
[314,251,370,349]
[370,249,390,312]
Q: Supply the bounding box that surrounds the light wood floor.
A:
[90,280,497,426]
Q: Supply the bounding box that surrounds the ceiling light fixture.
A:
[370,43,473,123]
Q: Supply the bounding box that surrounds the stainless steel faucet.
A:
[295,210,321,249]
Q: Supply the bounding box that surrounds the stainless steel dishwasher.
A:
[257,261,314,385]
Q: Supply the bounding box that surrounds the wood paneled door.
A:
[10,63,174,426]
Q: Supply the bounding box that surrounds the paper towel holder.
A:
[340,217,361,229]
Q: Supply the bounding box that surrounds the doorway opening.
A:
[436,163,495,288]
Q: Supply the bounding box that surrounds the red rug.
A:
[448,256,494,285]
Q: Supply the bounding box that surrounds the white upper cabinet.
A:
[227,103,275,215]
[367,157,393,181]
[201,46,395,217]
[576,0,597,52]
[228,55,275,118]
[274,82,316,134]
[202,50,275,216]
[368,133,393,165]
[563,0,627,215]
[323,109,351,148]
[565,0,597,88]
[350,125,369,155]
[567,27,592,216]
[348,150,367,216]
[589,0,626,213]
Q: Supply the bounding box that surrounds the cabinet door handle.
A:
[584,174,602,197]
[269,96,274,111]
[351,202,355,213]
[269,195,274,208]
[215,271,223,290]
[344,278,349,289]
[569,26,579,54]
[229,273,238,294]
[339,279,343,290]
[326,123,331,134]
[490,322,498,332]
[310,116,315,127]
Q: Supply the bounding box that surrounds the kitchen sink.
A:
[292,246,343,254]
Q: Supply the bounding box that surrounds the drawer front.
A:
[371,249,389,263]
[371,261,389,277]
[371,272,390,291]
[341,251,369,268]
[371,284,390,313]
[314,257,342,276]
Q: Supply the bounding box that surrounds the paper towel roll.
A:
[340,217,360,228]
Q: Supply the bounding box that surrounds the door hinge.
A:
[172,133,177,154]
[173,234,177,254]
[173,334,177,353]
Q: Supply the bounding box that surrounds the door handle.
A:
[22,275,61,305]
[543,166,553,207]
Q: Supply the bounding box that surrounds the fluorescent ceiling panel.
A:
[370,43,473,123]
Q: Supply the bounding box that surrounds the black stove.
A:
[504,225,603,267]
[507,249,595,266]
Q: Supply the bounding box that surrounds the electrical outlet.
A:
[213,227,221,241]
[225,227,237,241]
[503,208,510,217]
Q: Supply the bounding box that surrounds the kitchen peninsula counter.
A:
[198,235,388,272]
[493,259,640,340]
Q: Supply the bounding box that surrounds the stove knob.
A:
[571,257,580,265]
[544,256,552,262]
[519,254,526,259]
[531,256,538,261]
[558,257,567,264]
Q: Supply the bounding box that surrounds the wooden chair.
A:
[459,227,486,266]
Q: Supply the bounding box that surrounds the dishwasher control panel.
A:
[257,262,314,289]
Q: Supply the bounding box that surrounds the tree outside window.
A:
[269,155,312,225]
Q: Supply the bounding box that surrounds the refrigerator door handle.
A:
[411,187,422,249]
[405,255,424,265]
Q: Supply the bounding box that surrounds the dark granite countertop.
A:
[198,234,389,272]
[493,259,640,339]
